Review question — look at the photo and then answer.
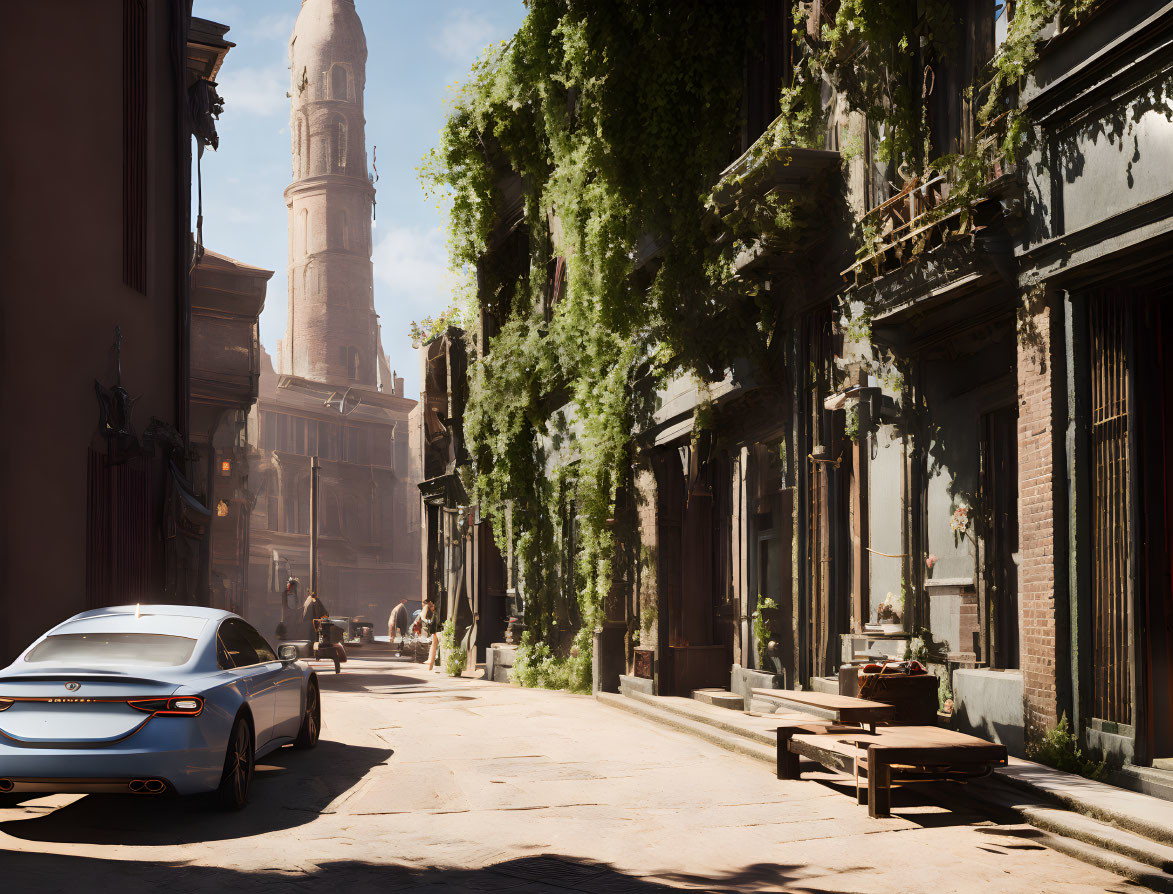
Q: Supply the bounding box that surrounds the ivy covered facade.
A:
[422,0,1173,783]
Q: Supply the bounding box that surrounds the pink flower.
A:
[926,554,937,570]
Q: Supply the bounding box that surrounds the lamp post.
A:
[310,455,320,596]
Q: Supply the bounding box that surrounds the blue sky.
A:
[193,1,526,397]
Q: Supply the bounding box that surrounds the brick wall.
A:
[1017,292,1060,739]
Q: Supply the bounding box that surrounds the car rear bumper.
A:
[0,776,173,795]
[0,718,225,795]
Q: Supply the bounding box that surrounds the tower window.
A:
[343,346,360,381]
[334,117,348,171]
[331,64,349,101]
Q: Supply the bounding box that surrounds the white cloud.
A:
[432,9,496,62]
[246,12,296,42]
[225,206,261,224]
[217,64,287,118]
[373,226,453,312]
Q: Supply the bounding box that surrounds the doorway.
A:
[1086,292,1173,764]
[980,404,1019,669]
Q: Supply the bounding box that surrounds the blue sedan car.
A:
[0,605,320,809]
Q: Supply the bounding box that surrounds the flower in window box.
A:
[950,505,970,535]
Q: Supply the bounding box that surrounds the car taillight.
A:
[0,698,12,712]
[128,697,203,716]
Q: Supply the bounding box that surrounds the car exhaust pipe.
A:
[128,779,146,792]
[144,779,165,793]
[0,779,12,793]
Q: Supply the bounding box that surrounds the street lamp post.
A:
[310,454,320,596]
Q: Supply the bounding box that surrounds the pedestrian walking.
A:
[421,600,440,671]
[303,591,341,673]
[387,600,408,655]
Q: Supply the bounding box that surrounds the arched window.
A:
[331,64,348,101]
[300,208,309,256]
[333,117,348,171]
[347,346,360,381]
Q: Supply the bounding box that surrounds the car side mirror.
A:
[278,643,300,664]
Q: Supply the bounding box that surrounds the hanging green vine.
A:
[422,0,1102,688]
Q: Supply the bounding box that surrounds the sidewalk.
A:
[598,687,1173,890]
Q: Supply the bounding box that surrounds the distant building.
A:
[247,0,418,637]
[190,250,273,617]
[0,7,234,662]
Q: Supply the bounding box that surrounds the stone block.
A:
[953,668,1026,757]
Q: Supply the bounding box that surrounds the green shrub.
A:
[1027,714,1108,781]
[512,627,592,694]
[751,596,778,670]
[937,674,953,712]
[440,619,467,677]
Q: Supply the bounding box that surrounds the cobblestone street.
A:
[0,654,1143,893]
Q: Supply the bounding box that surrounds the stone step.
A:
[595,692,775,765]
[617,687,776,746]
[1112,763,1173,802]
[691,688,744,710]
[810,675,840,695]
[956,776,1173,889]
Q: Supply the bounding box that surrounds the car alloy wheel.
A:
[294,679,321,749]
[218,715,254,810]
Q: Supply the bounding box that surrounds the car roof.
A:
[77,605,235,621]
[52,613,210,639]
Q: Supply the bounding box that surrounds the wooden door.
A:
[981,405,1020,669]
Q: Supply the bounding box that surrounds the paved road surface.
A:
[0,654,1143,892]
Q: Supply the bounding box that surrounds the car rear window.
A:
[24,633,198,667]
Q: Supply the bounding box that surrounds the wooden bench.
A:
[774,722,1008,817]
[751,688,895,732]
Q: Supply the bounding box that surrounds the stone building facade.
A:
[614,0,1173,794]
[247,0,418,638]
[190,250,273,617]
[447,1,1173,794]
[0,5,235,663]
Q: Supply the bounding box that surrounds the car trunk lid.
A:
[0,673,181,747]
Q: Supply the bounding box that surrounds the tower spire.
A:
[283,0,376,387]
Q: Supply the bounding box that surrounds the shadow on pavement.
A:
[0,850,857,894]
[802,768,982,829]
[0,738,392,846]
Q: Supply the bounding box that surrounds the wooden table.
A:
[752,688,895,732]
[773,722,1008,817]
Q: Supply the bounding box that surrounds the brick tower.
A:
[246,0,419,635]
[284,0,377,386]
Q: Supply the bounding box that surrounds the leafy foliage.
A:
[422,0,1098,686]
[1027,714,1108,780]
[440,619,467,676]
[410,303,465,348]
[512,628,592,693]
[751,596,779,670]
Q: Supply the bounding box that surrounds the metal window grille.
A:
[1089,295,1133,725]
